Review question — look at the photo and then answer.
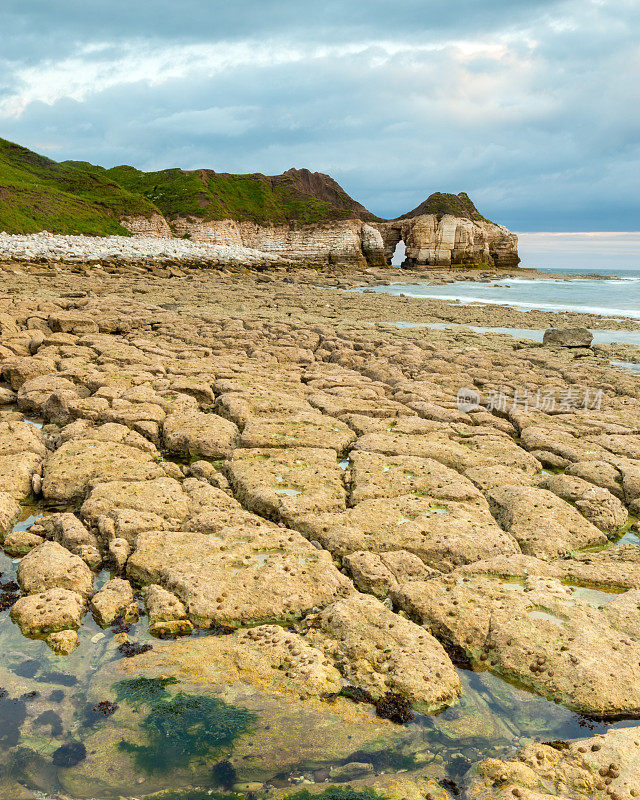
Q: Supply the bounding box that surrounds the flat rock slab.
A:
[297,493,520,571]
[225,446,346,524]
[42,438,164,504]
[306,594,460,712]
[240,412,356,451]
[349,450,487,505]
[126,525,353,627]
[163,410,238,458]
[488,485,608,558]
[393,573,640,718]
[353,431,539,476]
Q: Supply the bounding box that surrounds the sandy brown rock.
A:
[466,728,640,800]
[42,434,164,504]
[2,529,44,556]
[225,446,346,523]
[127,525,353,627]
[297,493,519,570]
[349,450,486,505]
[239,412,356,451]
[17,540,94,597]
[344,549,438,596]
[143,583,193,637]
[306,593,460,712]
[163,410,239,458]
[393,573,640,717]
[90,577,138,627]
[10,587,86,636]
[488,485,607,558]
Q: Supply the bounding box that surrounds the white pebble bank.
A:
[0,231,283,266]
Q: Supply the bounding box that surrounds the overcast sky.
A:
[1,0,638,232]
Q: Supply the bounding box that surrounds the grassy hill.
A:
[0,136,495,236]
[0,138,160,235]
[105,165,380,225]
[400,192,491,223]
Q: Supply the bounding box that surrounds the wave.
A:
[397,292,640,319]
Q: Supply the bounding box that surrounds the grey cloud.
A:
[0,0,638,230]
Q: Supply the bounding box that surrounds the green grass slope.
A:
[0,138,161,235]
[106,165,380,225]
[399,191,492,223]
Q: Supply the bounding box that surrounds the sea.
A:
[351,266,640,350]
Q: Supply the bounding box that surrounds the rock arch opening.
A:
[391,239,406,267]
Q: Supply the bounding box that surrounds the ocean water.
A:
[354,267,640,321]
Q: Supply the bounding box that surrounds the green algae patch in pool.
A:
[283,789,390,800]
[118,691,256,773]
[114,676,179,707]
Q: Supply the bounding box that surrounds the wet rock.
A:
[163,410,238,458]
[90,578,138,627]
[46,629,79,655]
[488,485,607,558]
[143,584,193,637]
[466,727,640,800]
[307,593,460,712]
[52,741,87,767]
[393,573,640,717]
[542,327,593,348]
[10,588,85,636]
[117,641,153,657]
[127,526,353,627]
[2,529,45,557]
[17,541,94,597]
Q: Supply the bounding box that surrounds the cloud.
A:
[0,0,638,230]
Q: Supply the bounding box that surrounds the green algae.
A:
[284,789,390,800]
[118,692,256,773]
[114,676,179,708]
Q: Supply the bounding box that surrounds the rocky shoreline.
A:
[0,259,639,800]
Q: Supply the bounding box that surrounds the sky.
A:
[0,0,638,234]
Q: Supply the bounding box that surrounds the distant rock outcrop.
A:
[0,136,519,269]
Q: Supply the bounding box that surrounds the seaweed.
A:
[114,676,179,708]
[284,789,389,800]
[211,758,237,789]
[118,692,255,773]
[52,741,86,767]
[91,700,119,717]
[118,640,153,657]
[374,693,414,724]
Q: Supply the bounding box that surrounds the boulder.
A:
[542,327,593,348]
[90,577,138,627]
[10,587,86,636]
[143,583,193,637]
[17,540,94,597]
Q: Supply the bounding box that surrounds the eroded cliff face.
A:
[120,213,172,238]
[376,215,519,269]
[169,216,387,268]
[119,205,518,270]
